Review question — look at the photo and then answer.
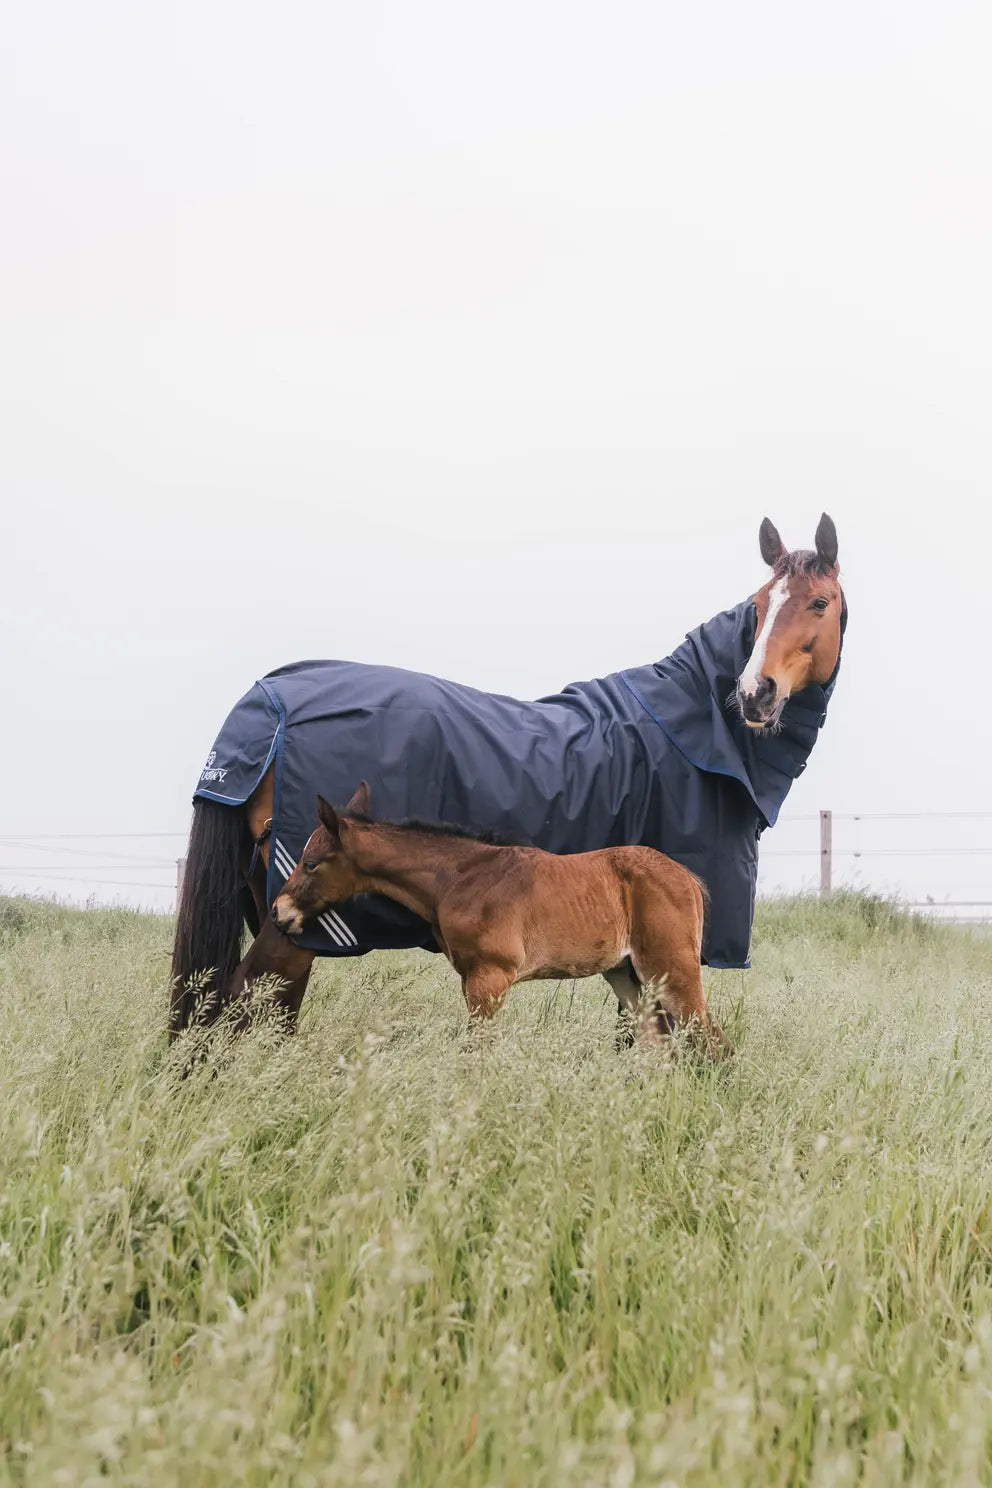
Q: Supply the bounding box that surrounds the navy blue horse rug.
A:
[194,598,843,969]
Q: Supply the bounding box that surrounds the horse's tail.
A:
[169,798,250,1040]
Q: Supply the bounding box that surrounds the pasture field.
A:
[1,894,992,1485]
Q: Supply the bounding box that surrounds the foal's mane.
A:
[343,811,529,848]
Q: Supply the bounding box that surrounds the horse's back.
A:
[194,653,756,968]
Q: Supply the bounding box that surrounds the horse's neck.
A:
[355,833,481,922]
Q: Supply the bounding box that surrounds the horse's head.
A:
[736,514,842,731]
[272,782,371,935]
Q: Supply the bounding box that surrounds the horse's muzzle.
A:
[737,674,781,729]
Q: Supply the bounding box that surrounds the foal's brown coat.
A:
[273,785,728,1055]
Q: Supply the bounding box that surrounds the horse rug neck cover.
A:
[194,597,844,968]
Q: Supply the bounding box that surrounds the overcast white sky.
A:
[3,1,991,914]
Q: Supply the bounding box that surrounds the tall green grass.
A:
[2,892,992,1485]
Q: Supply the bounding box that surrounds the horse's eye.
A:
[809,598,828,613]
[302,859,318,872]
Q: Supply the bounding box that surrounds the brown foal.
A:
[271,785,729,1057]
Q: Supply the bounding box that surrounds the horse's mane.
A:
[774,549,835,579]
[343,811,530,848]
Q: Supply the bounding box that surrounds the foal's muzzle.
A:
[271,896,305,936]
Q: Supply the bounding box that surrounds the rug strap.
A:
[247,818,273,882]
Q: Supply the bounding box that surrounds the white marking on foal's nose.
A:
[739,576,789,698]
[273,895,303,934]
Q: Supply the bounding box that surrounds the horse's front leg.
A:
[221,781,315,1032]
[222,915,316,1032]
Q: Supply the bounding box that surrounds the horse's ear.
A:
[814,512,838,570]
[345,781,371,816]
[759,518,787,568]
[317,794,341,841]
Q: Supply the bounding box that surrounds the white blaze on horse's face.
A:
[737,575,791,729]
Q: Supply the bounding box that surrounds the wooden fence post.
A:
[819,810,832,898]
[176,857,186,906]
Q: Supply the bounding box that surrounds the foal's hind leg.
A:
[631,887,731,1059]
[632,944,730,1058]
[603,959,676,1051]
[633,910,734,1053]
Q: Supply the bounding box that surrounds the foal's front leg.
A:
[461,964,515,1022]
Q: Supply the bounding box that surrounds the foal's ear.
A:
[316,794,341,841]
[345,781,371,815]
[759,517,787,568]
[814,512,838,570]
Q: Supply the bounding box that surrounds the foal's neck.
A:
[353,828,490,922]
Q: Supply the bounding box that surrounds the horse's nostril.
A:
[756,673,776,701]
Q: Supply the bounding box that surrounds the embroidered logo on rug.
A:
[199,750,228,784]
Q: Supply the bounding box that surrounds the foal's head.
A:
[271,783,371,936]
[736,513,842,731]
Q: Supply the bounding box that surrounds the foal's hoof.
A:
[614,1013,637,1052]
[707,1025,735,1061]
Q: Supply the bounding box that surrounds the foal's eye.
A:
[809,597,829,613]
[302,859,318,872]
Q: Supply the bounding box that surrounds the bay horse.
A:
[170,515,844,1041]
[270,783,729,1057]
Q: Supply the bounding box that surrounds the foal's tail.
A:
[169,799,250,1040]
[688,868,710,955]
[689,868,710,910]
